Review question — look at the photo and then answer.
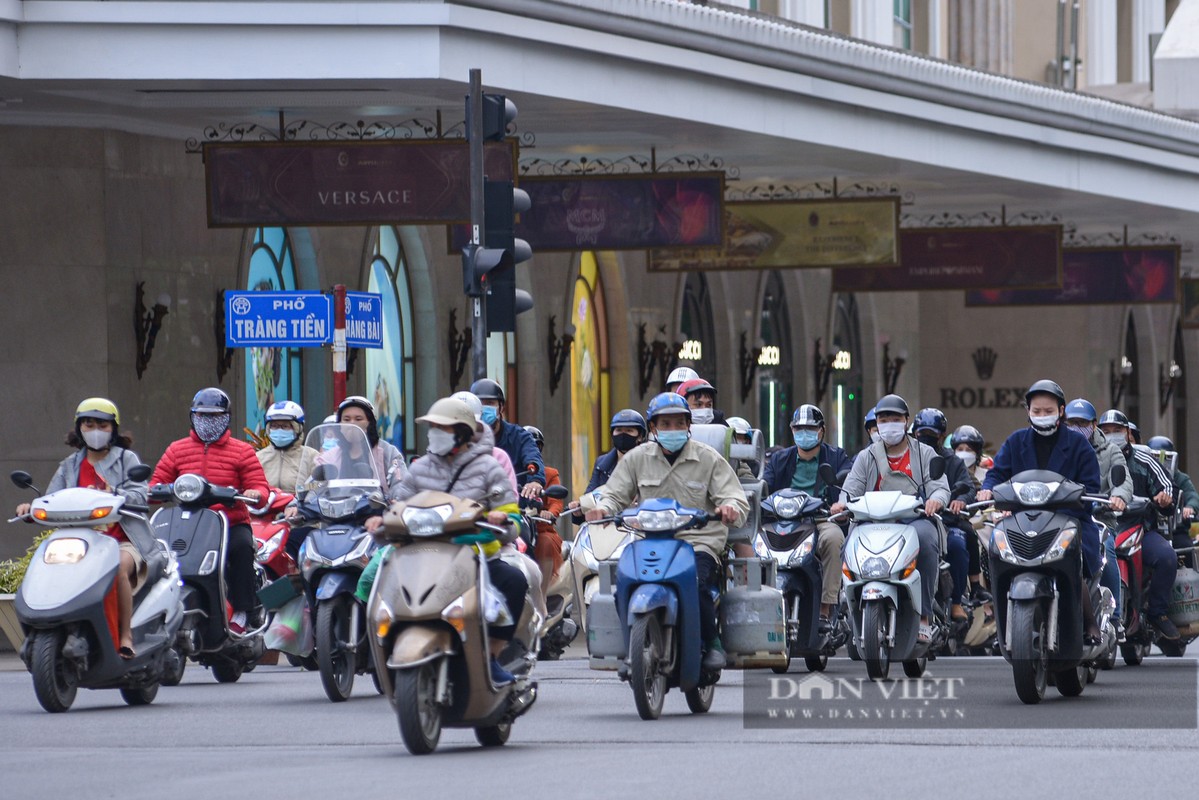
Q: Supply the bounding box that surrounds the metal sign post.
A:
[468,68,488,383]
[332,284,347,407]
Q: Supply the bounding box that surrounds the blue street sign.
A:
[345,291,384,349]
[225,291,332,347]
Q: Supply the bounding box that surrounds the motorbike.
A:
[250,488,296,582]
[571,490,636,660]
[294,422,383,702]
[1114,500,1194,661]
[835,458,949,681]
[149,473,267,684]
[754,487,849,673]
[367,490,541,755]
[516,485,576,660]
[985,468,1121,704]
[9,466,185,711]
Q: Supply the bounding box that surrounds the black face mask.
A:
[613,433,640,453]
[916,433,941,449]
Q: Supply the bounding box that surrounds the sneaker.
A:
[228,611,248,636]
[1151,614,1181,641]
[702,639,727,670]
[490,657,515,686]
[917,624,933,644]
[817,615,832,634]
[1113,618,1126,643]
[970,585,993,604]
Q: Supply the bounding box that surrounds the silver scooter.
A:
[9,466,185,712]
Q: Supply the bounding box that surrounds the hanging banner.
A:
[965,246,1179,306]
[646,197,900,271]
[204,140,516,227]
[449,172,726,251]
[831,226,1062,292]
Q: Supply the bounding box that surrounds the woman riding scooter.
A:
[15,398,147,658]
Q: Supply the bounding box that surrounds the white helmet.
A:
[449,390,484,422]
[726,416,753,437]
[322,414,337,424]
[666,366,700,386]
[265,400,305,424]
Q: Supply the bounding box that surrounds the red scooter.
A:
[249,488,296,581]
[1113,497,1170,663]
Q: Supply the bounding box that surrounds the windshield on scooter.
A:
[298,423,382,517]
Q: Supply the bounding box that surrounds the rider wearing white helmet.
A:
[257,400,318,494]
[666,366,700,394]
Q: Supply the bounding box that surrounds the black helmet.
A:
[951,424,984,452]
[191,387,231,414]
[1147,435,1176,451]
[874,394,909,416]
[523,425,545,451]
[469,378,505,403]
[790,404,824,428]
[1098,409,1130,428]
[913,408,948,436]
[1025,379,1065,408]
[610,409,647,434]
[1128,421,1141,444]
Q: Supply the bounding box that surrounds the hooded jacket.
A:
[1087,427,1133,503]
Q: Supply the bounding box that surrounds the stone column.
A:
[1131,0,1166,83]
[1086,0,1118,86]
[948,0,1013,74]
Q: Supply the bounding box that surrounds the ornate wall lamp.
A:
[738,331,763,404]
[637,323,681,399]
[447,309,472,389]
[882,341,907,395]
[1159,360,1183,414]
[547,316,575,396]
[134,281,170,379]
[1110,356,1133,408]
[214,289,235,383]
[813,338,835,405]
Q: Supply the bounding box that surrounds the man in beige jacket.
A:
[586,392,749,670]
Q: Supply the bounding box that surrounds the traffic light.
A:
[471,93,516,141]
[483,178,532,333]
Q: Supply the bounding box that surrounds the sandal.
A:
[918,624,933,644]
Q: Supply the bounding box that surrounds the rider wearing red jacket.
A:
[151,388,270,634]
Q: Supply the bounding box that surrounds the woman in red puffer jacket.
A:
[151,388,270,634]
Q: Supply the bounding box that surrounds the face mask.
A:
[690,408,714,425]
[877,422,906,446]
[869,431,881,445]
[916,433,941,449]
[81,429,111,451]
[793,430,820,450]
[613,433,639,453]
[426,429,456,456]
[193,413,230,444]
[956,450,977,469]
[322,438,338,451]
[654,430,690,454]
[481,406,499,426]
[1105,432,1128,448]
[268,429,297,449]
[1068,422,1095,440]
[1029,414,1059,437]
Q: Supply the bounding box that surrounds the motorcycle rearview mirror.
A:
[1110,464,1126,488]
[817,463,837,487]
[125,464,153,483]
[544,484,569,501]
[10,470,36,492]
[928,456,946,481]
[311,464,338,482]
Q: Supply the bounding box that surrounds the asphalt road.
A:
[1,648,1196,800]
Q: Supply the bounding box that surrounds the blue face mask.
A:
[655,430,690,454]
[481,406,499,425]
[322,438,338,451]
[793,430,820,450]
[268,429,297,449]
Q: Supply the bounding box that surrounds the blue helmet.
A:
[1064,398,1097,422]
[864,406,877,430]
[610,408,647,434]
[913,408,948,436]
[646,392,691,423]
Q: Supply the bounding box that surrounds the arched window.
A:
[244,227,302,435]
[570,253,610,494]
[1123,313,1140,425]
[830,293,863,452]
[679,272,717,380]
[757,272,794,448]
[366,227,416,457]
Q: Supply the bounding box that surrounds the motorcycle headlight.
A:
[753,536,770,559]
[991,528,1018,564]
[574,530,599,572]
[402,507,447,537]
[44,538,87,565]
[173,474,205,503]
[301,540,330,577]
[256,531,286,563]
[860,556,892,579]
[774,497,802,520]
[347,533,374,567]
[1014,481,1056,506]
[630,509,691,532]
[788,536,815,566]
[1043,528,1076,562]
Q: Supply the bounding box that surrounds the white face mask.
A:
[426,429,456,456]
[877,421,906,446]
[1104,432,1127,448]
[690,408,714,425]
[869,431,881,445]
[1029,413,1059,437]
[82,429,111,451]
[955,450,977,469]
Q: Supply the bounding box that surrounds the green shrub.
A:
[0,531,52,594]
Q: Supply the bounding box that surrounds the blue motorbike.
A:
[612,498,716,720]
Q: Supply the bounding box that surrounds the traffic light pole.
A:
[468,68,488,383]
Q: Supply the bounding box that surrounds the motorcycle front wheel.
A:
[120,683,159,706]
[316,596,355,702]
[685,683,715,714]
[30,629,77,713]
[861,601,891,681]
[628,614,667,720]
[395,663,442,755]
[1009,601,1048,705]
[475,722,511,747]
